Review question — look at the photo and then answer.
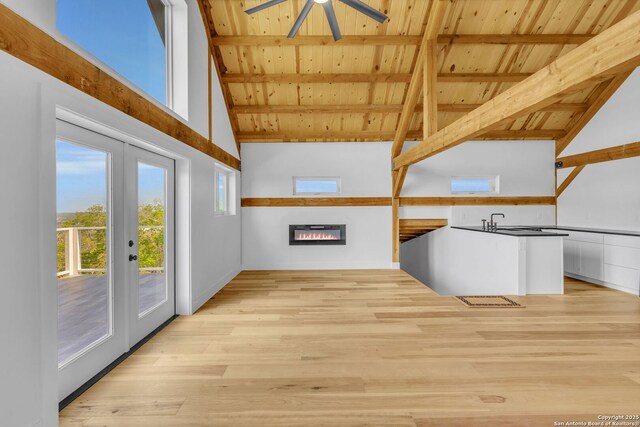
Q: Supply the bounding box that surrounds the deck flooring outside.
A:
[59,271,640,426]
[58,273,165,364]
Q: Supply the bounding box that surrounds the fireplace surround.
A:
[289,224,346,246]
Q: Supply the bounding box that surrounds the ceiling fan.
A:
[244,0,389,41]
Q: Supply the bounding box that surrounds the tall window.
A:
[293,177,341,195]
[451,176,500,195]
[57,0,170,106]
[215,166,235,216]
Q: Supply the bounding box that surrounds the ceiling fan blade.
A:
[244,0,288,15]
[288,0,315,38]
[322,1,342,41]
[338,0,388,23]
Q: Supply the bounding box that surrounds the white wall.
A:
[557,67,640,231]
[243,207,391,270]
[241,143,392,269]
[241,143,391,197]
[0,62,45,427]
[0,1,240,425]
[401,140,557,226]
[210,58,238,157]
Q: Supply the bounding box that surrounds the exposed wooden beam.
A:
[197,0,242,155]
[221,72,533,84]
[211,35,423,46]
[241,197,391,207]
[210,34,593,46]
[438,73,532,83]
[555,72,632,156]
[399,197,556,206]
[233,104,407,114]
[222,73,412,84]
[423,39,439,139]
[239,130,406,141]
[481,129,567,140]
[556,140,640,168]
[394,11,640,170]
[391,0,448,198]
[392,168,408,197]
[439,103,588,113]
[437,34,592,45]
[0,3,240,170]
[556,165,586,197]
[232,103,588,115]
[237,129,566,142]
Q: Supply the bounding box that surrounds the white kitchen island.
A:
[400,226,568,296]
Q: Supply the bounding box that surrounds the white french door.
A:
[56,121,175,401]
[126,145,175,346]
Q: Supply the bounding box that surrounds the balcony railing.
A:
[57,226,164,278]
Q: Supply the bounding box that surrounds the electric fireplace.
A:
[289,224,346,246]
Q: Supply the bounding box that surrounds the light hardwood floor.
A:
[60,270,640,426]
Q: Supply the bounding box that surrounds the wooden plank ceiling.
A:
[204,0,640,143]
[399,219,448,242]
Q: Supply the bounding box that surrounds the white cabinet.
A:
[578,241,603,281]
[561,228,640,294]
[603,236,640,294]
[562,235,603,280]
[563,238,579,275]
[604,264,640,291]
[604,245,640,270]
[604,234,640,249]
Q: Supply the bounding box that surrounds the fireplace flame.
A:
[295,231,340,241]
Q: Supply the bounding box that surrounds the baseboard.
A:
[192,266,242,313]
[565,273,639,296]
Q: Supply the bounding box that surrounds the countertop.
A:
[452,225,640,238]
[452,226,569,237]
[539,225,640,238]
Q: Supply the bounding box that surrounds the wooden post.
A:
[392,198,400,264]
[68,227,80,276]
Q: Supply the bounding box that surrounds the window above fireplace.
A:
[293,177,341,196]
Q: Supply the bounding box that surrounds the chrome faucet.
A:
[489,213,505,231]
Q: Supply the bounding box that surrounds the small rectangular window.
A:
[215,165,235,215]
[293,177,341,195]
[57,0,169,106]
[451,176,499,195]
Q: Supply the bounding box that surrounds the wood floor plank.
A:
[60,271,640,426]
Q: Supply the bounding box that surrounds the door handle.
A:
[129,254,138,262]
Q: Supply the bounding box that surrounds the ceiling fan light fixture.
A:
[246,0,388,41]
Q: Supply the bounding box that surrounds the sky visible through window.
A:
[56,141,165,213]
[217,173,227,212]
[57,0,167,104]
[451,178,492,193]
[295,179,339,194]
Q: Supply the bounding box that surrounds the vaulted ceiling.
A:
[202,0,640,143]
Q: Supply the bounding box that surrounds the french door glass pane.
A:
[56,140,112,367]
[138,162,168,316]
